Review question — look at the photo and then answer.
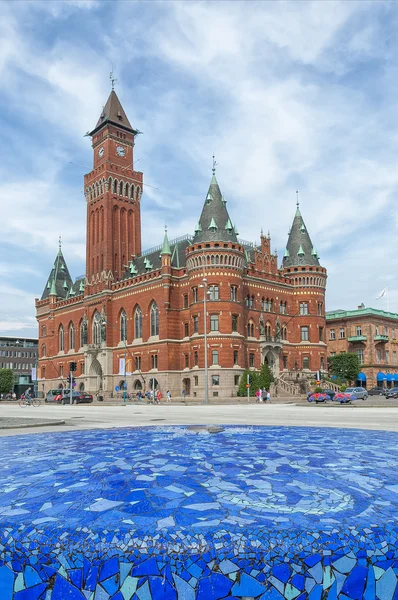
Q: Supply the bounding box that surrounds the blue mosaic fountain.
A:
[0,425,398,599]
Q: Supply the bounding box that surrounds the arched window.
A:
[150,302,159,336]
[41,366,46,379]
[247,321,255,337]
[125,183,129,197]
[134,306,143,339]
[119,181,123,195]
[265,322,272,339]
[130,184,135,199]
[41,344,46,357]
[281,325,287,340]
[80,318,88,347]
[69,323,75,351]
[59,325,64,352]
[92,311,101,345]
[113,179,118,193]
[41,325,46,337]
[120,310,127,342]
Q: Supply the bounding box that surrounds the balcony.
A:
[374,335,389,343]
[348,335,367,342]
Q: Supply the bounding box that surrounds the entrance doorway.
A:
[182,378,191,396]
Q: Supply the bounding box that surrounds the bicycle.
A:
[19,398,41,408]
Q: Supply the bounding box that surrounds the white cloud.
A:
[1,0,398,337]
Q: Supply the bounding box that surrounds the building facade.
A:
[35,90,327,399]
[0,336,38,394]
[326,305,398,388]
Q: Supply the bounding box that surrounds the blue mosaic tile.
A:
[1,425,398,598]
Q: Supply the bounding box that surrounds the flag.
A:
[376,288,387,300]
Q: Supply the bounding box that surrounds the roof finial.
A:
[59,235,62,250]
[212,153,217,175]
[165,224,167,233]
[296,190,299,208]
[109,67,117,91]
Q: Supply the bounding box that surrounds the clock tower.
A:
[84,90,143,285]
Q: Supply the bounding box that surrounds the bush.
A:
[0,369,13,394]
[237,369,258,396]
[314,386,322,393]
[340,385,347,392]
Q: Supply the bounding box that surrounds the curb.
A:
[0,420,66,430]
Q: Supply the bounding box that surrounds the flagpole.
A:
[387,288,390,313]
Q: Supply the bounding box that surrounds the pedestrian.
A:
[157,390,161,403]
[181,388,186,400]
[266,389,271,403]
[166,390,171,402]
[256,388,262,403]
[261,388,267,403]
[12,392,16,401]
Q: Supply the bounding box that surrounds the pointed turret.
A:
[89,90,138,136]
[161,227,171,256]
[193,172,238,244]
[41,241,73,300]
[282,200,320,268]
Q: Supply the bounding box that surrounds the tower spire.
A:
[161,225,171,255]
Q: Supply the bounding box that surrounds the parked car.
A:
[368,387,388,396]
[60,391,93,405]
[322,389,336,401]
[344,387,368,400]
[387,387,398,399]
[45,389,65,403]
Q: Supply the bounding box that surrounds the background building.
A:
[0,336,38,396]
[35,90,327,399]
[326,305,398,388]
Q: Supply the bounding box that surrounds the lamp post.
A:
[199,278,210,405]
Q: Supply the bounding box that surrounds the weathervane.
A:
[59,235,62,250]
[212,154,217,175]
[110,68,117,91]
[296,190,299,208]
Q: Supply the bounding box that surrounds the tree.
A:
[328,353,360,384]
[257,363,274,390]
[237,369,258,396]
[0,369,14,394]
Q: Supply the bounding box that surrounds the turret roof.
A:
[90,90,138,136]
[192,173,238,244]
[41,244,73,300]
[282,203,320,268]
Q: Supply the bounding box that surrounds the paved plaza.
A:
[1,401,398,435]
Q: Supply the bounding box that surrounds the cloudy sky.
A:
[1,0,398,337]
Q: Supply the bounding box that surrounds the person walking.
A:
[181,388,186,400]
[266,389,271,403]
[261,388,267,403]
[256,388,262,403]
[166,390,171,403]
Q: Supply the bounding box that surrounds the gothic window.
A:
[80,318,88,347]
[125,183,129,197]
[134,307,142,339]
[92,311,101,345]
[265,322,272,339]
[113,179,117,194]
[119,181,123,195]
[150,302,159,336]
[192,287,198,303]
[247,321,255,337]
[130,185,134,199]
[59,325,64,352]
[41,325,46,337]
[261,297,266,311]
[41,344,46,357]
[120,310,127,342]
[69,323,75,351]
[281,325,287,340]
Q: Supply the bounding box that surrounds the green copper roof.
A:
[193,175,239,244]
[129,260,137,275]
[79,280,85,292]
[282,202,320,268]
[161,228,172,255]
[208,217,218,230]
[41,244,73,300]
[49,277,57,296]
[326,307,398,321]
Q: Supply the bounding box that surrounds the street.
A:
[1,401,398,435]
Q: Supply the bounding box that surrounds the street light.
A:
[199,278,210,405]
[100,317,127,405]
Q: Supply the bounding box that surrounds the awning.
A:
[357,372,366,381]
[387,374,395,382]
[377,372,387,380]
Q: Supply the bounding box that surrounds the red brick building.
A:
[35,90,327,399]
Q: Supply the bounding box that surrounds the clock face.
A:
[98,146,104,158]
[116,145,126,157]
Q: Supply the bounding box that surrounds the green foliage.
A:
[0,369,14,394]
[328,353,360,384]
[237,369,257,396]
[340,384,347,392]
[257,363,274,391]
[314,386,322,393]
